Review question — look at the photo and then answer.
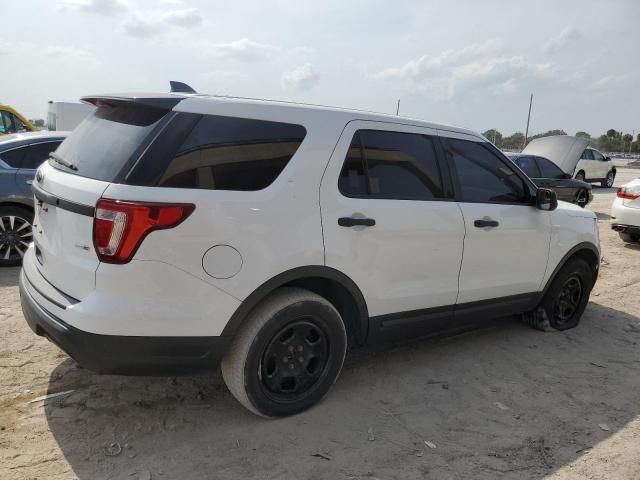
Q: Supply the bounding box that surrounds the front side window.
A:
[159,115,306,191]
[0,111,15,134]
[581,149,594,160]
[513,156,540,178]
[338,129,445,200]
[536,157,565,179]
[24,141,63,169]
[591,149,605,161]
[446,138,529,204]
[0,146,27,168]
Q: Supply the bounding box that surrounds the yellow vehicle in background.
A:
[0,105,36,135]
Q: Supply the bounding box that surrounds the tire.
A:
[575,189,588,208]
[221,287,347,417]
[601,170,615,188]
[523,257,594,332]
[619,232,639,243]
[575,171,586,182]
[0,206,34,267]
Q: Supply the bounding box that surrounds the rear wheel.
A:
[575,171,586,182]
[524,257,594,331]
[619,232,639,243]
[0,206,34,267]
[601,170,615,188]
[221,287,347,417]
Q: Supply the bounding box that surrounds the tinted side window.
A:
[24,141,62,169]
[447,138,529,204]
[581,149,594,160]
[591,149,605,161]
[513,156,540,178]
[0,146,26,168]
[339,129,445,200]
[0,112,14,134]
[159,115,306,191]
[536,157,565,179]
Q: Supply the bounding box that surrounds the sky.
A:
[1,0,638,136]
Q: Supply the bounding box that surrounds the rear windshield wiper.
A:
[49,152,78,171]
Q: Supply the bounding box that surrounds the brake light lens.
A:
[616,187,640,200]
[93,199,195,264]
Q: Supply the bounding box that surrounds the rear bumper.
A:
[20,269,232,375]
[611,224,640,236]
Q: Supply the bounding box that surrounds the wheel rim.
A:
[260,319,330,400]
[576,190,587,206]
[0,215,32,262]
[552,275,583,327]
[606,173,614,187]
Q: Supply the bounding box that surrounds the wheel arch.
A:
[0,200,34,214]
[221,266,369,346]
[541,242,599,297]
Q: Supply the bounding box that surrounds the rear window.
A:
[158,115,306,191]
[51,103,167,181]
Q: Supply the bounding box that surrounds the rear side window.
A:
[24,141,62,169]
[339,129,445,200]
[0,146,26,167]
[446,138,529,204]
[52,103,168,181]
[158,115,306,191]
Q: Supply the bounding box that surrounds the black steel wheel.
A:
[575,189,589,208]
[0,206,34,267]
[222,287,347,417]
[525,257,595,331]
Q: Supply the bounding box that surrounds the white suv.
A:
[20,87,600,417]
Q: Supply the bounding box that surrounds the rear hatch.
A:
[31,97,178,299]
[522,136,589,175]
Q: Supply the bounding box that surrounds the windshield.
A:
[51,103,168,182]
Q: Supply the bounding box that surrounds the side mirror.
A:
[605,156,611,161]
[536,188,557,211]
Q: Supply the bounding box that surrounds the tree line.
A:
[482,128,639,154]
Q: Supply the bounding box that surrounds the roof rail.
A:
[169,81,197,94]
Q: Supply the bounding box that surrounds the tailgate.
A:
[32,162,109,299]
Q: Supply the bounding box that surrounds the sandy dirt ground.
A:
[1,168,640,480]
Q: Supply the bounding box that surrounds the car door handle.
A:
[474,218,499,228]
[338,217,376,227]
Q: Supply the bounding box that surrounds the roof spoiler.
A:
[169,81,197,94]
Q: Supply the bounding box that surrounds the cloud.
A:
[56,0,127,15]
[543,27,581,53]
[201,38,278,62]
[373,40,555,100]
[122,8,203,38]
[43,45,100,66]
[282,63,320,91]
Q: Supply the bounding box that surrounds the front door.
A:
[439,132,551,321]
[320,121,465,339]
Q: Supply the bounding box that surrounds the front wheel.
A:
[524,257,595,331]
[222,287,347,417]
[575,189,589,208]
[0,206,34,267]
[601,171,615,188]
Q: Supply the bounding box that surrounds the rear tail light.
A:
[93,199,195,264]
[616,187,640,200]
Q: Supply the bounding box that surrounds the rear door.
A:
[321,121,465,338]
[590,149,609,178]
[439,132,550,321]
[31,102,170,299]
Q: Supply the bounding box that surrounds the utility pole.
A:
[524,93,533,149]
[396,99,400,116]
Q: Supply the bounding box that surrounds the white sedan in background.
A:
[612,178,640,242]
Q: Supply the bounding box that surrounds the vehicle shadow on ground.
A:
[43,303,640,480]
[592,186,616,195]
[0,266,20,288]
